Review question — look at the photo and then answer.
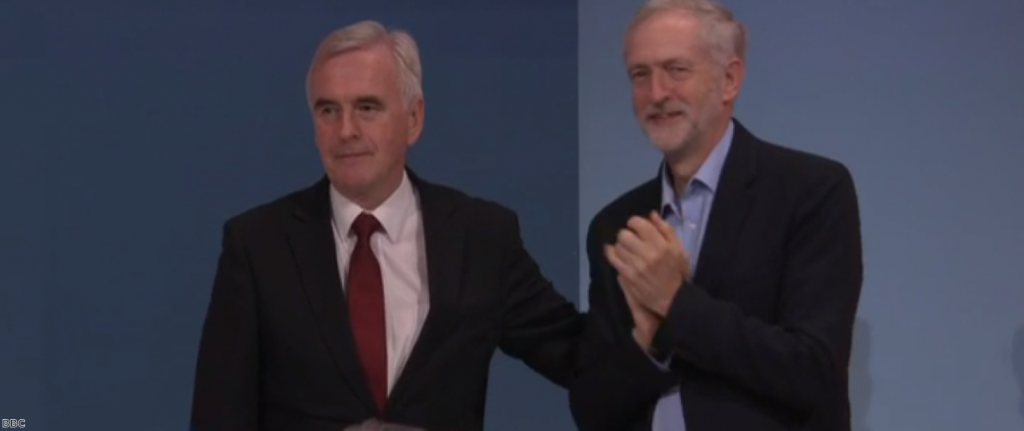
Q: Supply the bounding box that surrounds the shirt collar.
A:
[329,170,416,243]
[661,120,735,211]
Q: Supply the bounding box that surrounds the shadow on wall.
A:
[850,318,872,431]
[1013,326,1024,423]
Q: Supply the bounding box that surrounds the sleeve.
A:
[651,164,863,415]
[190,221,261,431]
[496,211,586,388]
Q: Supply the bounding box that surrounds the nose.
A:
[648,70,671,103]
[338,109,361,141]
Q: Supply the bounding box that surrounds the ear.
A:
[721,56,745,103]
[406,97,425,146]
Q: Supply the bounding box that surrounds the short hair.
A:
[627,0,747,67]
[306,20,423,107]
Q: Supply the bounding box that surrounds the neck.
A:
[665,115,731,194]
[333,169,404,211]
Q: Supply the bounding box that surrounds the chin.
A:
[655,140,694,156]
[644,127,692,154]
[328,169,378,193]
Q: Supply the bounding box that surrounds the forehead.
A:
[309,44,400,98]
[625,11,707,66]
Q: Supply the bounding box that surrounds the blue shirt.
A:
[651,120,733,430]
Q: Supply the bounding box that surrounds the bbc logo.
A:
[1,419,25,428]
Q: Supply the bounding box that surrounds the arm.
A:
[568,218,678,431]
[496,212,585,388]
[652,165,863,415]
[190,221,260,431]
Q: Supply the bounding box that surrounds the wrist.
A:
[652,277,685,318]
[650,301,670,319]
[632,327,654,351]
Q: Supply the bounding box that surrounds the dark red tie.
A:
[347,213,388,412]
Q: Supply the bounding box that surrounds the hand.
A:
[622,280,660,352]
[605,212,690,317]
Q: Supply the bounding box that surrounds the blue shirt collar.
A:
[661,120,734,212]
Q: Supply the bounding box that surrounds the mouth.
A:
[647,111,684,124]
[333,151,372,159]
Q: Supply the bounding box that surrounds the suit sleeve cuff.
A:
[651,280,715,368]
[611,331,678,393]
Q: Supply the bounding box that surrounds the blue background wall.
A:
[0,0,578,430]
[6,0,1024,430]
[579,0,1024,430]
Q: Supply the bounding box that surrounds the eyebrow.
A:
[662,58,695,68]
[354,96,385,107]
[628,57,696,72]
[313,98,338,109]
[313,96,386,109]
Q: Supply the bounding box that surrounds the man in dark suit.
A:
[569,1,863,430]
[189,20,582,431]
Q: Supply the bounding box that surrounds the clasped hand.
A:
[604,211,689,324]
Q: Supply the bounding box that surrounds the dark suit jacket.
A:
[190,170,583,431]
[569,120,863,431]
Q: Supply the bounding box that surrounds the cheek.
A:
[386,112,411,142]
[691,88,720,114]
[363,119,405,154]
[697,74,724,98]
[312,124,336,148]
[667,81,693,101]
[380,130,407,157]
[632,91,650,113]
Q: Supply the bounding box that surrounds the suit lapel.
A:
[386,170,465,408]
[630,177,664,220]
[285,177,376,412]
[692,121,759,287]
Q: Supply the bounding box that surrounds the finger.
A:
[614,244,660,295]
[610,228,651,266]
[616,227,657,262]
[618,276,648,312]
[627,215,666,246]
[618,280,653,331]
[616,240,673,301]
[648,212,680,245]
[612,242,649,281]
[619,276,660,322]
[612,248,654,294]
[605,244,636,279]
[648,212,690,270]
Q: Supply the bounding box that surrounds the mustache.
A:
[644,100,689,119]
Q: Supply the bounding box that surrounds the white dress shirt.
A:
[329,172,430,394]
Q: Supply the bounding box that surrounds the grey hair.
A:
[305,20,423,107]
[627,0,747,68]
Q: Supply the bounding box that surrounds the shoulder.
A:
[748,133,857,204]
[757,139,853,186]
[220,178,325,237]
[585,177,660,250]
[735,124,860,230]
[414,177,521,231]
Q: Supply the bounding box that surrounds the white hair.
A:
[627,0,747,68]
[306,20,423,107]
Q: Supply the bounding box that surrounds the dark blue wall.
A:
[0,1,578,430]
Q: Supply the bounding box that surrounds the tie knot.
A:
[350,213,382,241]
